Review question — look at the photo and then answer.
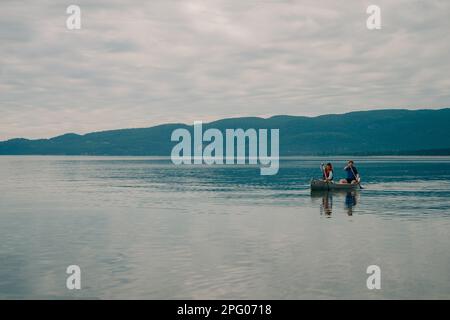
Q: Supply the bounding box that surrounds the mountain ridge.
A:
[1,108,449,155]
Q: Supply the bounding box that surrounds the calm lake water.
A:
[0,156,449,299]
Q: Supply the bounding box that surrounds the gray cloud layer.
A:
[1,0,449,139]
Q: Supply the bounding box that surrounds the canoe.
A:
[310,179,359,191]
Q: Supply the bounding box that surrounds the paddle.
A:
[349,165,364,189]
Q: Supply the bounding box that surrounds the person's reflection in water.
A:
[320,192,333,217]
[345,191,357,216]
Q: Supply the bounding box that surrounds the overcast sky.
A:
[1,0,449,140]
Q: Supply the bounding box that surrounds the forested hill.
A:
[1,108,449,155]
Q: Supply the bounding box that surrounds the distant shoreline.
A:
[1,153,449,157]
[1,108,449,156]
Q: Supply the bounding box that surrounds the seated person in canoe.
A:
[339,160,360,184]
[320,162,334,182]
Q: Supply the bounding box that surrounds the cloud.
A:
[0,0,449,139]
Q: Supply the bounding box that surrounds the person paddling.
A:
[320,162,334,182]
[341,160,360,184]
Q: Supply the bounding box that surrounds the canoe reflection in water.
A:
[311,190,358,216]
